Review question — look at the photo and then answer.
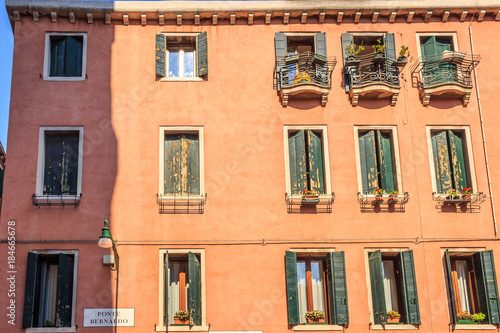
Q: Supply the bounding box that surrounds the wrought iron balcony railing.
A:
[346,53,402,88]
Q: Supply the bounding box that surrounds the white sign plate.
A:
[83,308,134,327]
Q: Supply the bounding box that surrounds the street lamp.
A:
[98,218,119,270]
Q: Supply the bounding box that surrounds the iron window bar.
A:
[432,192,486,211]
[285,192,335,214]
[32,193,82,208]
[357,192,410,212]
[344,53,403,88]
[276,52,337,89]
[156,193,207,214]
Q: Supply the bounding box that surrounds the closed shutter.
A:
[431,131,452,194]
[155,34,166,77]
[384,33,396,60]
[50,36,66,77]
[358,131,378,194]
[315,32,327,57]
[341,33,354,93]
[185,134,200,195]
[197,32,208,76]
[65,36,83,77]
[369,251,386,325]
[399,250,421,324]
[285,251,299,325]
[61,134,79,195]
[44,134,64,195]
[448,131,468,191]
[288,131,307,194]
[57,254,74,327]
[474,251,500,324]
[22,252,39,328]
[188,252,201,326]
[164,134,200,195]
[327,251,349,325]
[307,130,324,194]
[377,130,395,193]
[164,252,169,326]
[445,250,458,324]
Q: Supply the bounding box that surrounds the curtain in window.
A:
[168,262,189,323]
[43,265,58,325]
[311,261,326,313]
[456,260,471,313]
[382,261,399,312]
[296,261,307,324]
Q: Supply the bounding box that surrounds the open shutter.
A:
[288,131,307,194]
[23,253,39,328]
[61,134,79,195]
[155,34,166,77]
[197,32,208,76]
[65,36,82,77]
[285,251,299,325]
[369,251,386,325]
[474,251,500,324]
[315,32,327,57]
[275,33,287,92]
[431,131,452,194]
[0,168,4,198]
[188,252,201,326]
[341,33,353,93]
[307,130,324,194]
[399,251,421,324]
[359,131,378,194]
[44,134,63,195]
[384,33,396,60]
[164,134,181,194]
[444,250,458,324]
[164,252,169,326]
[185,134,200,195]
[448,131,468,191]
[57,254,74,327]
[376,130,395,193]
[327,252,349,325]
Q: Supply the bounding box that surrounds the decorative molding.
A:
[283,12,289,24]
[354,11,361,23]
[123,14,129,26]
[265,13,271,24]
[372,11,379,23]
[407,11,414,23]
[478,10,486,21]
[141,13,146,25]
[230,13,235,24]
[105,13,111,24]
[337,11,343,23]
[319,12,325,23]
[87,13,93,24]
[301,12,307,24]
[443,10,450,22]
[13,10,20,20]
[212,14,217,25]
[425,11,432,22]
[69,12,75,23]
[248,13,253,25]
[51,11,57,22]
[194,14,200,25]
[33,11,39,22]
[496,10,500,20]
[158,14,164,25]
[460,10,468,21]
[389,11,396,23]
[177,14,182,25]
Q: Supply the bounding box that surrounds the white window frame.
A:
[426,126,477,196]
[27,250,79,333]
[157,249,207,332]
[158,126,205,198]
[43,32,87,82]
[283,125,332,198]
[162,33,202,82]
[353,126,403,197]
[36,127,84,199]
[415,32,459,60]
[363,248,418,331]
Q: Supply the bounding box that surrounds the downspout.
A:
[469,25,498,236]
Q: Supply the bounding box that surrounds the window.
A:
[355,127,401,195]
[159,250,206,330]
[427,127,476,195]
[444,249,500,325]
[284,126,331,196]
[155,32,208,80]
[43,33,87,81]
[159,127,205,197]
[367,250,420,326]
[285,250,348,326]
[22,251,78,331]
[36,127,84,197]
[417,33,459,86]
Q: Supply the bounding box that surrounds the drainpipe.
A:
[469,25,497,236]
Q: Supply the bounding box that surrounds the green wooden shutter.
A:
[448,131,468,192]
[197,32,208,76]
[188,252,201,326]
[57,254,74,327]
[376,130,395,193]
[369,251,386,325]
[50,36,66,77]
[155,34,166,77]
[285,251,299,325]
[399,251,421,324]
[358,131,378,194]
[384,33,396,60]
[61,134,79,195]
[327,252,349,325]
[421,36,437,58]
[44,134,63,195]
[22,252,39,328]
[307,130,324,194]
[341,33,353,93]
[185,134,200,195]
[164,252,169,326]
[164,134,181,194]
[315,32,327,57]
[288,131,307,194]
[444,250,458,324]
[474,251,500,324]
[65,36,83,77]
[0,168,4,198]
[431,131,452,194]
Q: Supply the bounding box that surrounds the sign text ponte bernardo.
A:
[83,308,134,327]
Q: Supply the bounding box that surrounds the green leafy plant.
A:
[460,187,472,194]
[302,190,316,196]
[345,39,365,57]
[374,188,383,195]
[390,191,399,195]
[305,310,325,320]
[473,312,486,322]
[448,189,459,198]
[399,45,410,58]
[458,311,473,320]
[44,320,53,327]
[372,38,386,54]
[387,311,401,319]
[174,310,190,321]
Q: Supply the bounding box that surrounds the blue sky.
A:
[0,0,13,151]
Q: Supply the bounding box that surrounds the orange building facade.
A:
[2,1,500,333]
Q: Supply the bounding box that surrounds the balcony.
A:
[276,52,336,106]
[345,53,404,106]
[411,51,480,106]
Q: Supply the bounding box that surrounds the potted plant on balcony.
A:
[305,310,325,324]
[345,39,365,66]
[388,191,399,204]
[284,51,299,64]
[397,45,410,62]
[173,310,190,325]
[302,190,320,205]
[373,188,384,204]
[372,38,387,63]
[460,187,472,200]
[446,189,459,201]
[457,311,475,324]
[386,311,401,324]
[473,312,486,324]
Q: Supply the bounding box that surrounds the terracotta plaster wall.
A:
[1,13,500,333]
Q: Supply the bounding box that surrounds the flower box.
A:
[284,54,299,64]
[306,318,325,324]
[302,195,320,205]
[388,194,398,204]
[173,318,189,325]
[387,317,401,324]
[373,195,384,204]
[457,319,476,325]
[312,53,327,64]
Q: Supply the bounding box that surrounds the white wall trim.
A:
[43,32,87,81]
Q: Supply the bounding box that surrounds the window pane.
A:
[382,260,399,312]
[169,51,179,77]
[42,264,58,326]
[456,260,471,313]
[311,261,326,313]
[184,51,194,77]
[296,261,307,324]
